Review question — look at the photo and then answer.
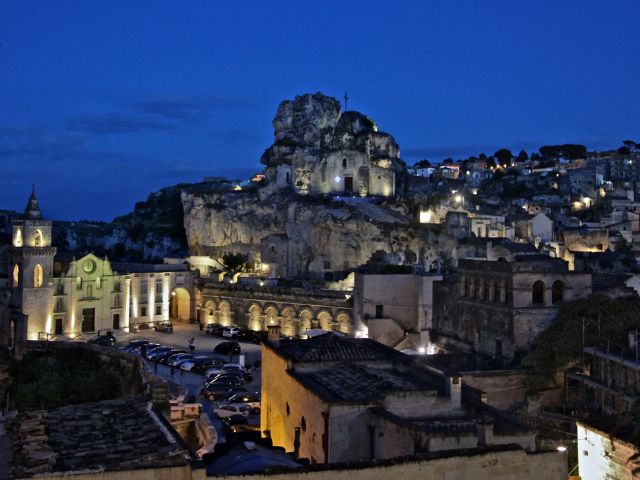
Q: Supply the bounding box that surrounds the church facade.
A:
[8,192,194,340]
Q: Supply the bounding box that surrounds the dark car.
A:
[87,333,116,347]
[146,346,172,361]
[250,330,268,344]
[190,357,226,374]
[153,321,173,333]
[157,349,187,364]
[209,369,253,384]
[121,339,149,352]
[201,378,243,401]
[213,341,241,356]
[205,323,224,336]
[208,372,247,386]
[221,414,250,434]
[222,386,249,401]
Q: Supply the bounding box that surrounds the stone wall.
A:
[192,446,566,480]
[578,422,640,480]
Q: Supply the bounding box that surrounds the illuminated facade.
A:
[9,191,193,339]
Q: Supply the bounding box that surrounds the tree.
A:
[539,144,586,160]
[485,156,497,169]
[222,252,249,273]
[414,159,431,168]
[623,140,638,151]
[618,146,631,155]
[494,149,513,167]
[517,150,529,162]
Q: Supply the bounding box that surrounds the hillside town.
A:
[1,90,639,479]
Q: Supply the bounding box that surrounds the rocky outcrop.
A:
[182,188,456,278]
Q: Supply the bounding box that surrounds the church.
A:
[8,191,194,340]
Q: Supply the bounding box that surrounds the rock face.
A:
[260,92,405,197]
[182,189,456,279]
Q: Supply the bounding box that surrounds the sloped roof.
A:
[274,333,398,363]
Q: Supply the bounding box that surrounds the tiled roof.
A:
[7,397,190,478]
[275,333,396,363]
[292,362,436,402]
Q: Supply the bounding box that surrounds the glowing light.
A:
[259,281,264,287]
[556,446,567,452]
[455,195,462,203]
[334,175,342,183]
[234,185,242,191]
[419,210,433,223]
[418,346,426,354]
[45,314,52,336]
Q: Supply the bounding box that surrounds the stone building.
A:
[261,333,539,465]
[260,93,404,198]
[260,234,294,278]
[7,192,194,339]
[198,285,352,337]
[432,256,592,361]
[352,269,442,350]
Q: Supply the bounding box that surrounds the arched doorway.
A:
[336,313,351,334]
[170,288,191,322]
[249,304,263,331]
[218,300,232,326]
[317,311,333,331]
[298,309,313,335]
[204,300,216,324]
[265,306,279,327]
[281,307,296,336]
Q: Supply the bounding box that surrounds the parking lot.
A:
[88,322,263,441]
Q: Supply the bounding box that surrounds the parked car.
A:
[181,357,226,373]
[222,392,261,414]
[221,386,249,401]
[153,321,173,333]
[250,330,269,344]
[146,346,172,361]
[141,343,162,357]
[205,323,224,336]
[120,339,149,352]
[157,349,187,364]
[208,372,247,387]
[205,363,246,381]
[222,414,250,434]
[226,423,261,442]
[201,378,244,401]
[167,353,194,367]
[222,326,243,338]
[213,403,251,419]
[213,341,241,356]
[87,333,116,347]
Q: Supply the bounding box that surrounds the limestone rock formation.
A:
[260,92,405,197]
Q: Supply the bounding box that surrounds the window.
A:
[375,304,384,318]
[86,284,93,298]
[113,294,121,308]
[552,281,564,305]
[156,305,162,315]
[459,275,466,296]
[14,228,22,247]
[141,281,148,294]
[34,230,42,246]
[271,245,276,253]
[156,281,162,294]
[55,298,64,313]
[76,277,82,290]
[113,282,121,293]
[532,281,545,305]
[301,416,306,431]
[286,402,290,416]
[12,264,19,287]
[55,283,64,295]
[342,158,347,168]
[141,306,147,317]
[96,276,102,289]
[33,264,43,288]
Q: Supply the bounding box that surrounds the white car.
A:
[205,363,246,381]
[222,392,261,414]
[213,403,251,419]
[222,327,241,338]
[167,353,194,367]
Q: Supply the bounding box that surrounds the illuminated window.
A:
[33,264,43,288]
[34,230,42,246]
[13,264,19,286]
[14,228,23,247]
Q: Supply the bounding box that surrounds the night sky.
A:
[2,1,639,221]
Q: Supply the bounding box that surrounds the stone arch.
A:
[317,310,333,331]
[336,312,351,334]
[33,264,43,288]
[249,304,263,331]
[298,309,313,334]
[281,306,296,336]
[265,305,279,327]
[218,300,232,326]
[532,280,545,305]
[14,228,23,247]
[34,229,42,246]
[170,287,191,321]
[552,280,565,305]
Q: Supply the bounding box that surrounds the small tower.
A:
[9,188,57,339]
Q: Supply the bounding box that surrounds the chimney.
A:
[445,375,462,411]
[267,324,282,347]
[476,416,494,446]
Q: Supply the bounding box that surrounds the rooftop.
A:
[110,261,190,274]
[291,362,436,403]
[271,333,404,363]
[6,397,191,478]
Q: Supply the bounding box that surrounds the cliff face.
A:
[182,188,455,277]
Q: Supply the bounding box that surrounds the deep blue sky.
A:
[1,1,639,220]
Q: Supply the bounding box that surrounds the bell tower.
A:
[9,188,57,339]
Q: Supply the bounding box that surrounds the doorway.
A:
[55,317,63,335]
[113,313,120,330]
[344,176,354,192]
[82,308,95,333]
